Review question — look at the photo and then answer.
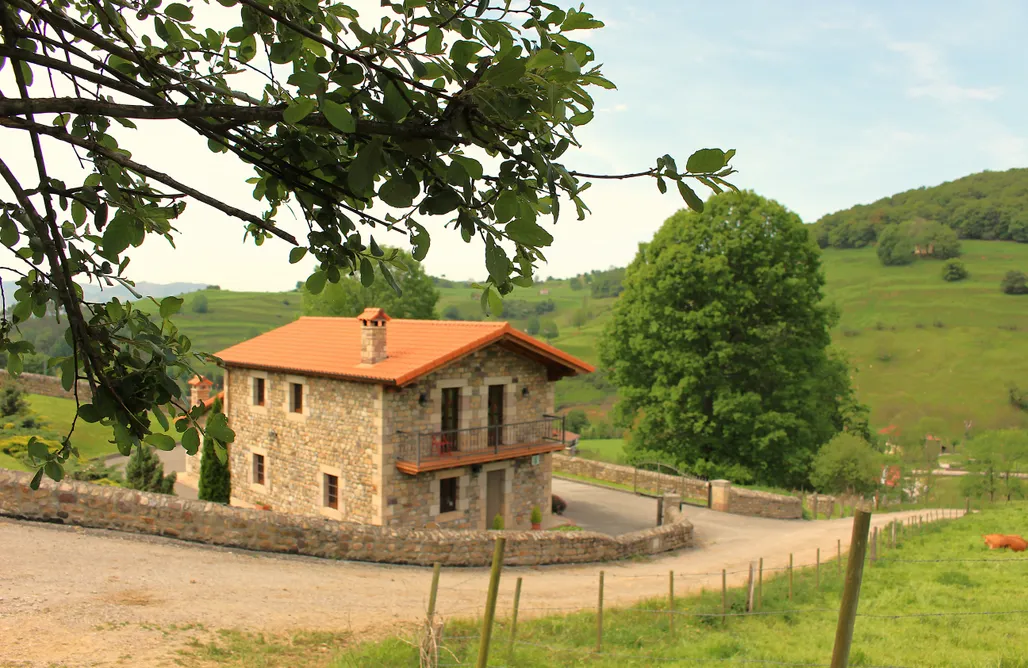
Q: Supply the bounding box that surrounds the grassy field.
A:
[574,438,626,464]
[332,504,1028,667]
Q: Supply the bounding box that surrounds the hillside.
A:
[812,168,1028,249]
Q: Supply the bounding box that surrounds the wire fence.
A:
[406,508,1028,667]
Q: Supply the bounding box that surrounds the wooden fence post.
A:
[476,538,506,668]
[758,557,764,610]
[668,570,675,634]
[507,576,522,662]
[596,570,604,653]
[788,553,794,601]
[746,562,756,612]
[426,562,442,668]
[830,508,872,668]
[722,568,728,623]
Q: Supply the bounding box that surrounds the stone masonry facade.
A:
[223,345,559,530]
[0,469,693,566]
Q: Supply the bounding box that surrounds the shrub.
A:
[198,436,231,503]
[0,384,27,418]
[442,305,460,320]
[873,322,886,331]
[19,415,40,429]
[876,350,893,362]
[914,322,925,329]
[564,409,590,434]
[191,293,209,313]
[525,315,541,336]
[810,433,882,495]
[551,494,567,515]
[841,328,860,337]
[933,320,945,328]
[125,445,177,495]
[1001,270,1028,295]
[942,260,968,282]
[530,506,542,525]
[491,514,504,530]
[540,319,559,340]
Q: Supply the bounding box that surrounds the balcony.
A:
[395,415,567,475]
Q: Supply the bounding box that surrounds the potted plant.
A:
[492,514,505,530]
[530,506,542,530]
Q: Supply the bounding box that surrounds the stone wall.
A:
[0,370,91,400]
[552,454,801,520]
[552,453,710,501]
[0,469,692,566]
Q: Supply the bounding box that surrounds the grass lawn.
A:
[336,503,1028,667]
[575,438,625,464]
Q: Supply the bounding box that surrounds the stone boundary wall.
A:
[0,370,91,401]
[0,469,692,567]
[552,453,710,500]
[553,453,801,520]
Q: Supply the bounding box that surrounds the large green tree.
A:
[302,248,438,319]
[600,191,866,487]
[0,0,738,486]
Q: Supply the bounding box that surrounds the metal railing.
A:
[396,415,566,467]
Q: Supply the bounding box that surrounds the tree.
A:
[0,0,738,487]
[571,308,590,329]
[541,319,559,340]
[526,315,541,336]
[876,226,915,266]
[0,384,28,418]
[125,444,177,495]
[964,429,1028,502]
[942,260,968,282]
[565,409,590,433]
[198,436,231,503]
[442,305,461,321]
[810,433,882,495]
[302,247,439,319]
[190,293,209,314]
[569,277,583,291]
[600,191,867,488]
[1001,270,1028,295]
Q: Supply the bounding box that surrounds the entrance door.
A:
[440,387,460,454]
[486,469,506,528]
[487,385,505,447]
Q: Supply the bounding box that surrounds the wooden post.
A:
[788,553,794,601]
[475,537,506,668]
[507,576,522,662]
[656,496,665,526]
[746,562,756,612]
[816,548,821,588]
[830,508,873,668]
[722,568,728,623]
[758,557,764,610]
[427,562,441,622]
[596,570,604,653]
[668,570,675,634]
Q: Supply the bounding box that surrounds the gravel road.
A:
[0,507,956,667]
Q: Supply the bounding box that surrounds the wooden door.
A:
[487,384,504,447]
[486,469,506,528]
[440,387,460,453]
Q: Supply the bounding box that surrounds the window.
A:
[253,453,265,485]
[253,377,265,406]
[439,476,458,514]
[290,382,303,413]
[323,473,339,510]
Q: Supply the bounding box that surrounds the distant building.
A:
[538,289,550,296]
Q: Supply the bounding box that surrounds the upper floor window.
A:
[290,382,303,413]
[253,377,265,406]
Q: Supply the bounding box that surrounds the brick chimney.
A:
[188,374,213,407]
[359,307,390,365]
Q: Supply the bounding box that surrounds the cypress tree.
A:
[125,444,177,495]
[198,435,231,503]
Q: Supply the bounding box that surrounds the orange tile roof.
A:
[215,316,594,385]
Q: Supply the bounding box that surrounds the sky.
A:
[2,0,1026,291]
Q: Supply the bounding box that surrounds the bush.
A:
[551,494,567,515]
[191,293,209,313]
[0,384,27,418]
[198,436,231,503]
[810,432,882,495]
[491,514,504,530]
[876,226,915,266]
[942,260,968,282]
[525,315,541,336]
[125,445,177,495]
[1001,270,1028,295]
[564,409,590,433]
[442,305,460,320]
[541,319,559,340]
[530,506,542,525]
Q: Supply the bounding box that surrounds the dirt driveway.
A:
[552,478,659,535]
[0,507,955,667]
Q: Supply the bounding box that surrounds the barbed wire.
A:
[877,557,1028,564]
[858,609,1028,620]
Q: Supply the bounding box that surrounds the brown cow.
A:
[983,534,1028,552]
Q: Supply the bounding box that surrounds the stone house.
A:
[206,308,593,530]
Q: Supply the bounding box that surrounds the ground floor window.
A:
[323,473,339,510]
[439,476,458,513]
[253,453,266,485]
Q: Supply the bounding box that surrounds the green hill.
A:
[812,167,1028,249]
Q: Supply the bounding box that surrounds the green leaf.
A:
[506,218,554,247]
[159,296,184,319]
[450,40,482,66]
[485,242,509,283]
[494,191,517,223]
[379,177,416,208]
[487,286,504,316]
[181,428,200,455]
[44,460,64,482]
[164,2,193,21]
[289,247,307,264]
[686,148,727,174]
[569,110,594,126]
[29,468,44,490]
[320,99,355,132]
[511,275,534,288]
[677,180,704,212]
[369,236,384,257]
[380,262,402,296]
[347,140,383,197]
[420,189,462,215]
[527,49,562,71]
[451,155,483,181]
[562,10,605,31]
[145,433,177,451]
[283,98,316,124]
[484,52,526,87]
[305,270,327,294]
[426,27,443,55]
[359,257,375,286]
[27,439,50,461]
[71,201,86,225]
[409,222,430,261]
[77,404,102,423]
